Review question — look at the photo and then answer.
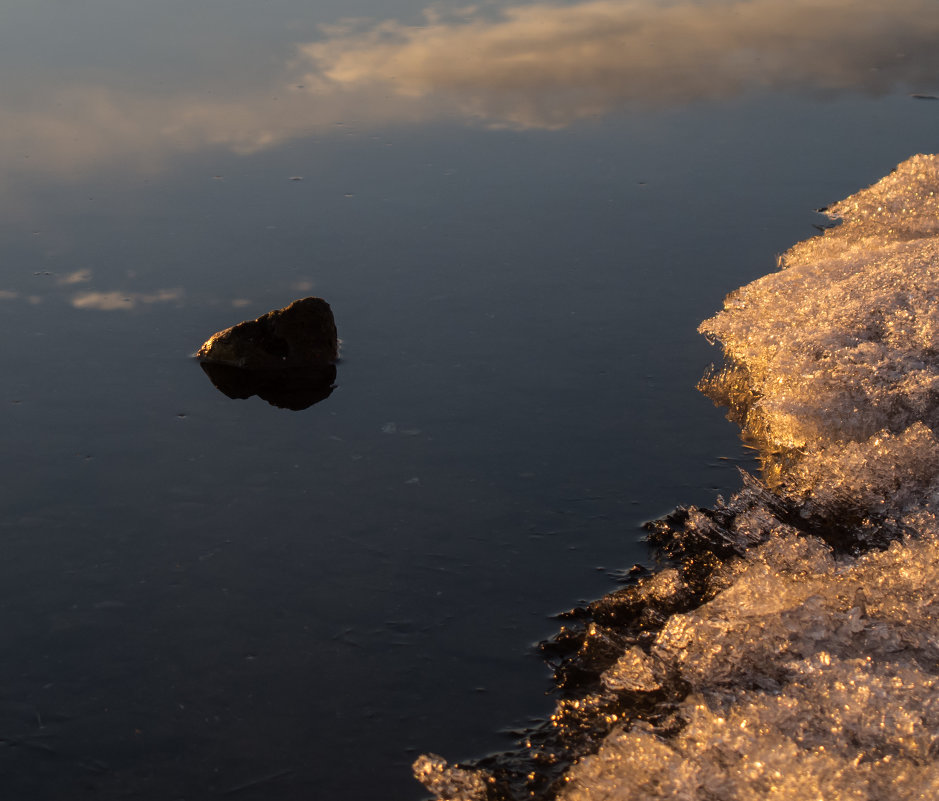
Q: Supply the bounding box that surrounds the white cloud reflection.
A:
[2,0,938,177]
[301,0,939,126]
[70,288,184,311]
[56,269,93,286]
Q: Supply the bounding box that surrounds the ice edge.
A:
[417,154,939,801]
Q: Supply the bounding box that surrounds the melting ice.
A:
[416,155,939,800]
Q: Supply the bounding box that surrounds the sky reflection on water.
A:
[2,0,937,187]
[1,1,938,799]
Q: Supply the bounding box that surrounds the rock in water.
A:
[197,297,338,369]
[196,297,338,410]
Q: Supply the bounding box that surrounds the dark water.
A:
[1,1,937,798]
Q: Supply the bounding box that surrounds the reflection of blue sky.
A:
[2,0,937,183]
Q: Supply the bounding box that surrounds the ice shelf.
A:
[417,154,939,801]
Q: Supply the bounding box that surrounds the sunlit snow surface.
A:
[416,155,939,800]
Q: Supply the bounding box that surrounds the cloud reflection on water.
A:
[3,0,939,178]
[70,288,185,311]
[302,0,939,128]
[56,269,93,286]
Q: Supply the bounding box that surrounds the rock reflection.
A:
[199,361,337,410]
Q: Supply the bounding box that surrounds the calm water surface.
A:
[1,1,937,798]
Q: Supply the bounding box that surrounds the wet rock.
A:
[197,297,338,370]
[196,297,339,409]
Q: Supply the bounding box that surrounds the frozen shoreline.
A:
[417,154,939,801]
